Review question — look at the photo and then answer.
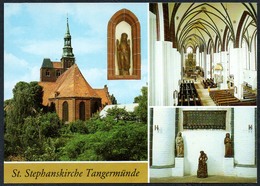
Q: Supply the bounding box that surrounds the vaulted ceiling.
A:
[151,3,257,53]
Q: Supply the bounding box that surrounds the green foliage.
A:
[67,120,88,134]
[5,83,148,161]
[21,112,62,160]
[110,94,117,104]
[11,81,43,123]
[60,122,147,161]
[134,86,148,123]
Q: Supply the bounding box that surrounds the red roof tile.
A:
[38,82,57,106]
[49,64,100,98]
[94,86,112,106]
[52,62,62,68]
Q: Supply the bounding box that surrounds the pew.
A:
[177,81,201,106]
[209,88,256,106]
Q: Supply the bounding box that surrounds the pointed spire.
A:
[62,15,74,61]
[66,16,70,35]
[65,15,71,37]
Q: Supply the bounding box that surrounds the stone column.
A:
[230,48,243,99]
[149,12,156,106]
[154,41,174,106]
[205,54,210,78]
[152,107,175,166]
[234,107,256,165]
[220,51,228,89]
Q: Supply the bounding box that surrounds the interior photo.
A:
[149,3,257,106]
[149,107,257,183]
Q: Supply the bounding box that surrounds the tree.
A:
[134,86,148,123]
[5,81,44,158]
[110,94,117,104]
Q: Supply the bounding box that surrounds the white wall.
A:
[243,70,257,90]
[182,130,227,175]
[234,107,256,165]
[150,107,257,177]
[178,108,232,175]
[152,107,175,166]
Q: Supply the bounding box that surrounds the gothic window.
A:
[79,101,85,121]
[50,102,56,112]
[56,70,61,77]
[46,70,50,77]
[62,101,69,122]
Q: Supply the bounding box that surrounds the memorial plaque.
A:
[183,111,226,129]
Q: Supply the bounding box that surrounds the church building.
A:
[39,18,112,122]
[149,3,257,106]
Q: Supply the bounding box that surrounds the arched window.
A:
[56,70,61,77]
[62,101,69,122]
[50,102,56,112]
[46,70,50,77]
[79,101,85,121]
[186,46,193,54]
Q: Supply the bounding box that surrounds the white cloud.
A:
[21,39,62,58]
[4,66,40,100]
[4,51,28,67]
[4,51,40,100]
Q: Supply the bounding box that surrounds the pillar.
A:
[149,12,156,106]
[230,48,243,99]
[234,107,256,165]
[220,51,228,89]
[152,107,175,166]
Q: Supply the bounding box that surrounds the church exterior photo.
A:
[38,19,112,122]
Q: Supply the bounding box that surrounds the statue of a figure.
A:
[224,133,233,157]
[197,151,208,178]
[176,132,184,157]
[116,33,131,75]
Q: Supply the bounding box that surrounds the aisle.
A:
[184,76,216,106]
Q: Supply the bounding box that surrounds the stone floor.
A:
[184,76,216,106]
[150,175,257,183]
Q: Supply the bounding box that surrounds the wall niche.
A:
[107,9,141,80]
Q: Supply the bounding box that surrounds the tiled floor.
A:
[150,175,257,183]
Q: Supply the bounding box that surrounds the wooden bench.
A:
[217,99,240,106]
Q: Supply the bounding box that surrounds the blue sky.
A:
[4,3,148,104]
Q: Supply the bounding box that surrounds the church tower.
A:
[61,17,75,69]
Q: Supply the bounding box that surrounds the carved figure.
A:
[176,132,184,157]
[116,33,131,75]
[224,133,232,157]
[197,151,208,178]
